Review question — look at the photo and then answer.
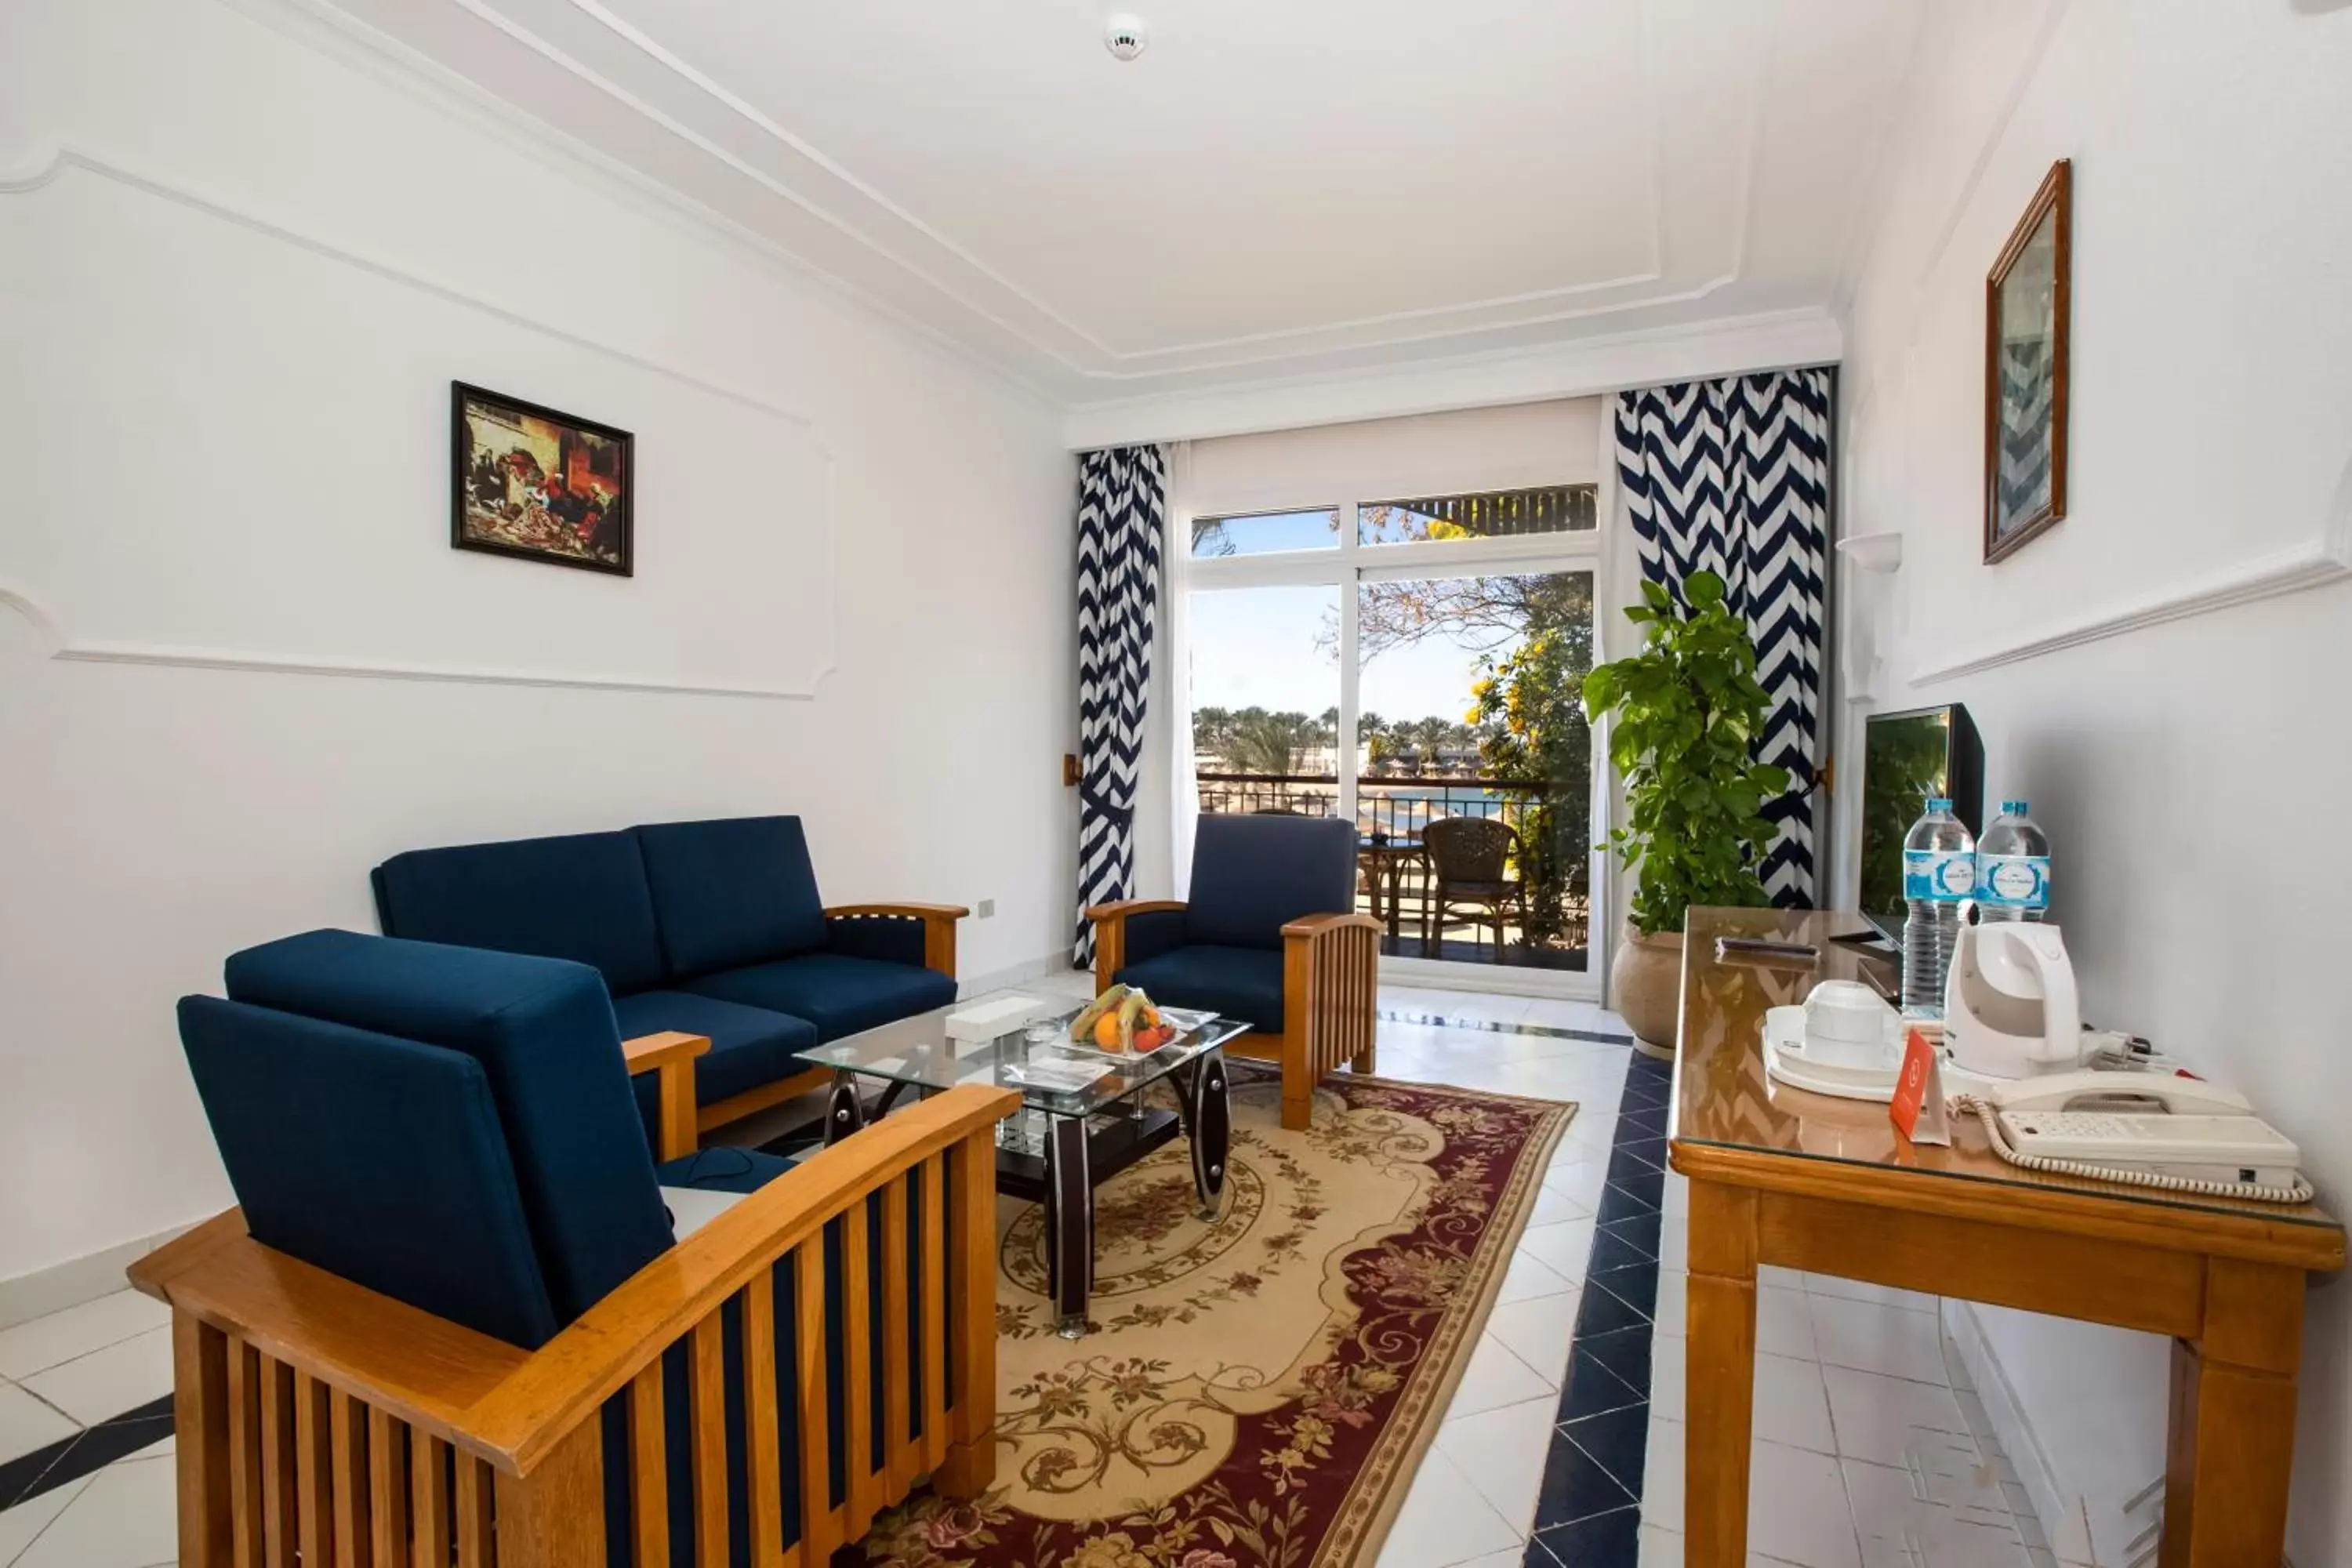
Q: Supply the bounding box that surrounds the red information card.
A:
[1888,1026,1951,1146]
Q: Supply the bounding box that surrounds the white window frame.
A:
[1185,491,1614,1000]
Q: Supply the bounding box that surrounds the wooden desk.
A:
[1670,908,2344,1568]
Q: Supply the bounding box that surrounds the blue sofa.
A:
[147,928,1011,1566]
[372,815,964,1140]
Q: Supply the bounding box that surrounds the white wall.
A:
[1833,1,2352,1559]
[0,0,1076,1287]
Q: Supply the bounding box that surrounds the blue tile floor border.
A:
[1526,1049,1672,1565]
[1376,1010,1637,1047]
[0,1393,175,1512]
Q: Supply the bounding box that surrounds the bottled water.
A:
[1901,797,1975,1016]
[1976,800,2051,923]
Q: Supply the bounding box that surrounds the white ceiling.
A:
[320,0,1922,408]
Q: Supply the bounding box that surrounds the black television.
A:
[1855,702,1984,943]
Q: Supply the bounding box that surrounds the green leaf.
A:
[1685,570,1726,608]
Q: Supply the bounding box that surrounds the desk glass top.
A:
[804,1003,1247,1120]
[1672,908,2339,1232]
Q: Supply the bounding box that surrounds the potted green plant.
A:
[1581,570,1788,1054]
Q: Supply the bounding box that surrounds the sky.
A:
[1189,582,1530,727]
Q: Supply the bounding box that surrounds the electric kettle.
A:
[1943,922,2085,1080]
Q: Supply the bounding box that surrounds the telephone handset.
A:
[1954,1070,2313,1203]
[1980,1069,2251,1117]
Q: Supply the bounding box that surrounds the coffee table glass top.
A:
[804,1003,1248,1119]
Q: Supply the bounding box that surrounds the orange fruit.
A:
[1094,1013,1123,1051]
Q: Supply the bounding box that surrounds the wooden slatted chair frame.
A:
[130,1082,1018,1568]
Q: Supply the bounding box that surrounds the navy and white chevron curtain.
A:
[1615,369,1831,906]
[1073,445,1167,965]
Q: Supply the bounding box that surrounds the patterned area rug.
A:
[856,1066,1575,1568]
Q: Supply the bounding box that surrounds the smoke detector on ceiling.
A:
[1104,14,1149,60]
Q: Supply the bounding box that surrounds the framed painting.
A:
[452,383,633,575]
[1983,159,2071,564]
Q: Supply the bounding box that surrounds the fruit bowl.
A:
[1068,983,1179,1054]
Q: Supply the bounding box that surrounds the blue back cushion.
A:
[1185,815,1359,949]
[223,931,675,1327]
[372,831,667,996]
[634,817,828,978]
[178,995,561,1348]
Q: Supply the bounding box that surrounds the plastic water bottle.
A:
[1976,800,2051,923]
[1901,797,1975,1017]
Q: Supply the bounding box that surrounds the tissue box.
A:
[943,994,1046,1042]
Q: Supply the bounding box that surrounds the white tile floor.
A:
[0,977,2053,1568]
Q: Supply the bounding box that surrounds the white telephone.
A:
[1958,1070,2311,1203]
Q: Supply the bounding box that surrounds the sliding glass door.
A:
[1189,583,1341,818]
[1185,486,1603,990]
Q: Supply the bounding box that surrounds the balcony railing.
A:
[1193,770,1591,967]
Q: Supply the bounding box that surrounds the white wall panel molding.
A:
[1911,457,2352,687]
[0,147,838,701]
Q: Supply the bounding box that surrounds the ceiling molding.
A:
[212,0,1068,408]
[302,0,1798,387]
[1830,0,2072,325]
[208,0,1878,410]
[1063,307,1842,449]
[542,0,1705,370]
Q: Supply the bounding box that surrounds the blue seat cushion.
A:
[223,930,673,1330]
[1116,944,1287,1036]
[178,995,561,1348]
[1185,815,1358,950]
[372,830,667,996]
[682,955,956,1044]
[612,991,818,1111]
[635,817,829,978]
[655,1147,794,1195]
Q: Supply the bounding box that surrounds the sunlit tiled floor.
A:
[0,975,2052,1568]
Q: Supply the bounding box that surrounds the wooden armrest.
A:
[1086,899,1186,921]
[1282,911,1383,939]
[1086,901,1188,991]
[464,1083,1018,1473]
[622,1031,710,1162]
[129,1210,532,1459]
[824,902,971,921]
[132,1084,1019,1480]
[825,903,967,978]
[621,1030,710,1072]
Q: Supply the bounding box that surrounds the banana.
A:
[1070,984,1129,1043]
[1115,988,1152,1050]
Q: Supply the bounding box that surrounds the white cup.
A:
[1801,981,1896,1068]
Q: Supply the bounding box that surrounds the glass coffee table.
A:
[804,1003,1250,1337]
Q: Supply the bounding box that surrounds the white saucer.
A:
[1761,1005,1905,1102]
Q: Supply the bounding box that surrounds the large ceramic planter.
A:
[1611,924,1682,1059]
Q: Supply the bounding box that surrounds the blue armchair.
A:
[136,929,1012,1568]
[1089,815,1381,1129]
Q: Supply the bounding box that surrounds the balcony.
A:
[1196,770,1591,970]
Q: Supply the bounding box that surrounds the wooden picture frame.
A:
[1983,158,2071,564]
[451,383,634,575]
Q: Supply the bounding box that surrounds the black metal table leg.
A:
[822,1069,866,1146]
[1174,1047,1231,1219]
[1042,1115,1092,1338]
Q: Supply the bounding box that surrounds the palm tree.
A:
[1226,711,1316,779]
[1192,706,1235,760]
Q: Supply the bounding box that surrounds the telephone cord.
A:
[1954,1096,2316,1206]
